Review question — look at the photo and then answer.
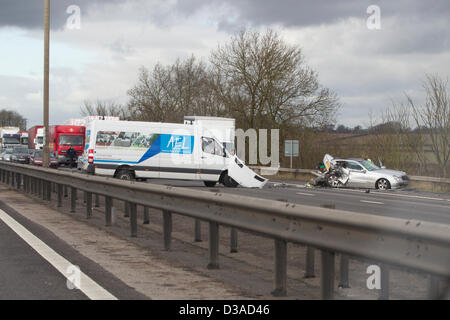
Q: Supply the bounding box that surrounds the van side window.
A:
[214,140,224,157]
[202,137,215,154]
[202,137,224,157]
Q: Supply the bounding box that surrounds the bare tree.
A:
[210,29,340,130]
[408,75,450,177]
[127,56,219,123]
[80,100,128,119]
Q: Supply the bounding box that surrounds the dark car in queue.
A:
[11,146,30,164]
[29,150,59,168]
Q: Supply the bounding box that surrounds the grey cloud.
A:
[169,0,450,54]
[0,0,123,30]
[172,0,450,29]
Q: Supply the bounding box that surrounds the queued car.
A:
[11,146,30,164]
[326,156,409,190]
[29,150,59,168]
[0,148,13,161]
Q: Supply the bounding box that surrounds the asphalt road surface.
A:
[0,201,148,300]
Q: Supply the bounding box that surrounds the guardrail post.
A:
[143,206,149,224]
[124,201,130,218]
[57,184,63,207]
[41,181,46,200]
[64,185,68,198]
[86,192,92,219]
[427,275,440,299]
[83,191,87,203]
[94,194,100,208]
[321,250,335,300]
[39,179,43,199]
[194,219,202,242]
[6,171,10,185]
[105,196,112,226]
[11,172,15,188]
[207,222,220,270]
[304,246,315,278]
[70,187,77,213]
[46,181,51,201]
[338,254,350,288]
[16,173,21,190]
[272,239,287,297]
[130,203,137,237]
[56,184,63,208]
[230,228,238,253]
[163,210,172,251]
[379,264,390,300]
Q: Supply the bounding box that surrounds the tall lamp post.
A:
[43,0,50,168]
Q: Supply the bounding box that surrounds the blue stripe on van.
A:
[94,134,194,164]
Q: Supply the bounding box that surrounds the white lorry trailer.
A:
[80,117,267,188]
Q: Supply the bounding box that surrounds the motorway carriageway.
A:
[57,167,450,225]
[144,178,450,225]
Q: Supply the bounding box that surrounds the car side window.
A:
[347,162,364,171]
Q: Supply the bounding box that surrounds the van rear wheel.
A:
[116,169,134,181]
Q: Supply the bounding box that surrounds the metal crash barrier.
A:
[0,162,449,299]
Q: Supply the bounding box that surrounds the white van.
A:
[80,117,268,188]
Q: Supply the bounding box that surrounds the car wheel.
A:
[116,169,134,181]
[204,181,217,187]
[327,174,341,188]
[376,178,390,190]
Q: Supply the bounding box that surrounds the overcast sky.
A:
[0,0,449,128]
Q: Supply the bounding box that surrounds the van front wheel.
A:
[223,174,239,188]
[203,181,217,187]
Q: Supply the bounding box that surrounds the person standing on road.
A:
[67,146,77,168]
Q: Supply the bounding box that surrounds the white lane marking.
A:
[296,192,315,196]
[0,209,117,300]
[360,200,384,205]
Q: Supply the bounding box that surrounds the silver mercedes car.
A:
[330,158,409,190]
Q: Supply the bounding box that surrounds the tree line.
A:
[0,109,27,130]
[81,29,340,137]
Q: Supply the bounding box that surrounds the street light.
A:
[43,0,50,168]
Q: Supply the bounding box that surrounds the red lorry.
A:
[28,126,44,149]
[49,125,85,165]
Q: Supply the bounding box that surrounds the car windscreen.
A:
[59,135,83,146]
[358,160,380,171]
[13,147,28,153]
[36,136,43,144]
